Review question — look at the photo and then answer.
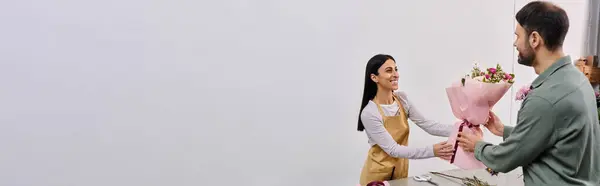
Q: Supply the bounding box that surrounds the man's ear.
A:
[529,31,542,49]
[370,74,378,83]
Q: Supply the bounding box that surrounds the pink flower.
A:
[596,91,599,98]
[485,74,490,79]
[516,84,531,101]
[504,73,512,80]
[489,68,497,74]
[365,181,388,186]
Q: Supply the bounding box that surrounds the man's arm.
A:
[503,126,514,140]
[474,96,556,173]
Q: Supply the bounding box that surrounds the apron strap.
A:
[374,95,404,117]
[393,95,406,116]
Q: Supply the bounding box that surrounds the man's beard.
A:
[517,46,535,67]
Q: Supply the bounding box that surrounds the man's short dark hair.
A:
[515,1,569,51]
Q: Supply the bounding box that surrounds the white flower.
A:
[473,76,485,82]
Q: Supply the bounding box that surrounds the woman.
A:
[357,54,455,185]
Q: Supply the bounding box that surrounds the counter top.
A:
[387,168,523,186]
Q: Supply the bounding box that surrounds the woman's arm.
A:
[361,105,435,159]
[395,91,454,137]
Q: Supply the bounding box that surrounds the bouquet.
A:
[445,63,514,170]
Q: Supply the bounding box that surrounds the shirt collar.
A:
[531,55,572,89]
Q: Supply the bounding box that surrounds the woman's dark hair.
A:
[357,54,395,131]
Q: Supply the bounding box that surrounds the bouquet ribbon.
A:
[449,120,479,164]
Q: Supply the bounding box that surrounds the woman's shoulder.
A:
[393,90,409,102]
[360,101,380,119]
[393,91,411,114]
[361,101,378,114]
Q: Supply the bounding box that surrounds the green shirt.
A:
[474,56,600,186]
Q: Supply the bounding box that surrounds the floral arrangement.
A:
[462,63,515,86]
[446,62,514,175]
[516,84,532,101]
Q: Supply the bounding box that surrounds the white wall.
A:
[0,1,587,186]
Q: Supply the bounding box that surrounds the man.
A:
[457,1,600,185]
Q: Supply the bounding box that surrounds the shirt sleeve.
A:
[396,91,453,137]
[503,126,514,140]
[474,96,556,173]
[361,105,435,159]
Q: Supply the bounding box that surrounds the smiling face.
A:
[514,24,537,67]
[370,59,399,91]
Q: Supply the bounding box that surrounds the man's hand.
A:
[484,111,504,137]
[457,127,483,152]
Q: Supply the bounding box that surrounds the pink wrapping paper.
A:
[445,78,511,169]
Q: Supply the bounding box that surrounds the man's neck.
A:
[374,89,394,105]
[533,49,565,75]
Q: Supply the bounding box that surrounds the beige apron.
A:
[359,96,410,185]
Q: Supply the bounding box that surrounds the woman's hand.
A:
[433,141,454,160]
[485,111,505,137]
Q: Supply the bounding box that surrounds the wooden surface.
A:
[387,168,523,186]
